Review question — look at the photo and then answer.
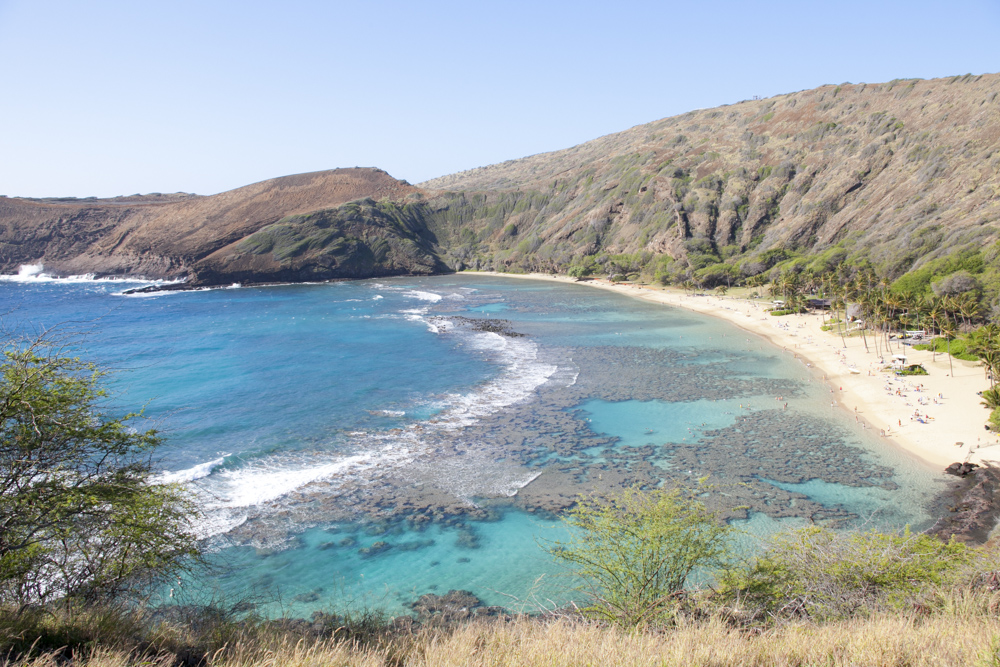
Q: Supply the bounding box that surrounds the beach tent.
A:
[892,354,907,369]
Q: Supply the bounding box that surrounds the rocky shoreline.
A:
[928,463,1000,543]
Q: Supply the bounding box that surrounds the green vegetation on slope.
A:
[409,74,1000,304]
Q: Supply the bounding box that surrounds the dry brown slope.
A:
[0,168,418,280]
[420,73,1000,278]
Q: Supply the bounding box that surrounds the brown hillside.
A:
[419,74,1000,281]
[5,74,1000,290]
[0,168,419,280]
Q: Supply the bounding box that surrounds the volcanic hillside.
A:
[417,73,1000,288]
[0,168,443,283]
[4,73,1000,290]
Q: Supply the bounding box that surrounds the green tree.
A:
[0,335,200,606]
[544,487,732,627]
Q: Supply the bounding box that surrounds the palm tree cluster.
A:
[759,266,983,372]
[967,325,1000,389]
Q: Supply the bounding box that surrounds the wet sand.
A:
[472,272,996,470]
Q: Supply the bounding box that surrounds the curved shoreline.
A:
[468,272,998,471]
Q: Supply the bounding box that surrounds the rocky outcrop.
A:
[0,168,432,285]
[409,590,507,626]
[928,463,1000,543]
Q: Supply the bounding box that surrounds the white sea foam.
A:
[0,263,185,286]
[394,306,560,430]
[184,445,416,539]
[442,333,557,428]
[176,293,563,541]
[119,287,210,298]
[154,456,229,484]
[372,409,406,417]
[401,308,440,332]
[403,290,443,302]
[210,455,373,508]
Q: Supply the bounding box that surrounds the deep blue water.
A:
[4,271,944,616]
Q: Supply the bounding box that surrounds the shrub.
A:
[981,388,1000,410]
[544,487,732,628]
[932,270,981,297]
[989,407,1000,432]
[717,526,976,622]
[913,337,979,361]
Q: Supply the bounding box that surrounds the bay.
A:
[3,272,944,616]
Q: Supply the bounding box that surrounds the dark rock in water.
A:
[928,464,1000,543]
[945,462,979,477]
[292,590,321,603]
[455,528,481,549]
[431,316,527,337]
[410,589,507,625]
[358,540,391,557]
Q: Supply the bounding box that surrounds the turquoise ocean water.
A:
[3,271,945,616]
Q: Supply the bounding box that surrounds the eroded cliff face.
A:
[4,74,1000,287]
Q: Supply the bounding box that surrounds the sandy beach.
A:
[473,272,999,470]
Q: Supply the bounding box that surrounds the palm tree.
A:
[832,293,847,348]
[979,347,999,388]
[941,319,958,377]
[925,297,943,363]
[781,271,803,312]
[957,293,981,331]
[851,275,872,353]
[968,323,1000,386]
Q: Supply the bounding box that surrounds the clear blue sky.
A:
[1,0,998,198]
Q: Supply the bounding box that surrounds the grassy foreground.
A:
[5,600,1000,667]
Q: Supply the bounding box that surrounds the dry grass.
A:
[7,613,1000,667]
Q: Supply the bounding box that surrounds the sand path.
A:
[471,272,999,470]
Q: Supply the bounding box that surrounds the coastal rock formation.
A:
[410,590,506,625]
[0,168,443,284]
[928,464,1000,543]
[3,74,1000,289]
